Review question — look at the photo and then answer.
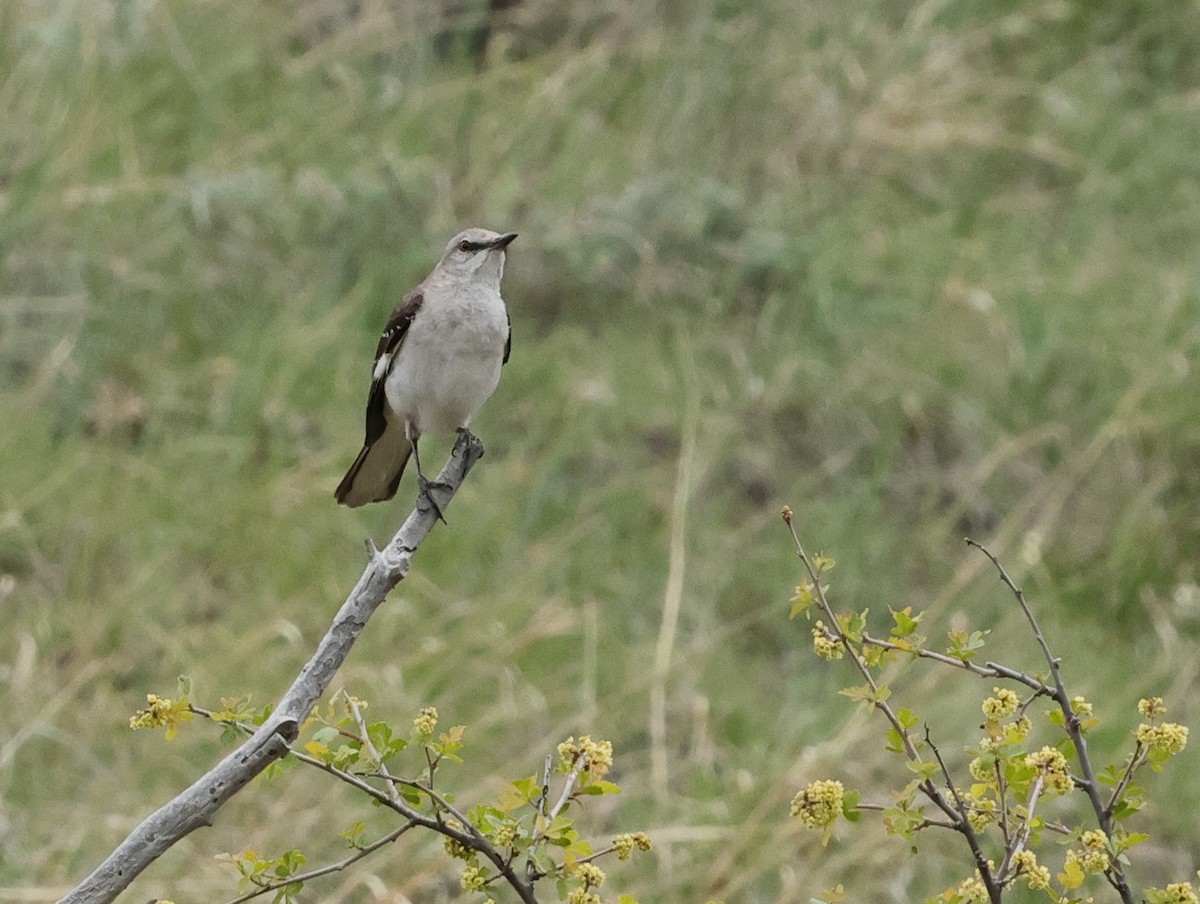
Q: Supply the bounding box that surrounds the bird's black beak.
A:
[490,232,518,249]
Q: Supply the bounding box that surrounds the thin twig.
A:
[966,538,1134,904]
[855,804,957,831]
[925,726,1001,904]
[374,775,539,904]
[1104,744,1147,820]
[994,755,1011,850]
[858,630,1055,696]
[783,511,998,900]
[346,694,402,806]
[547,757,587,823]
[996,773,1043,885]
[223,822,416,904]
[190,707,542,904]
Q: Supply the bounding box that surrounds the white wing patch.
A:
[372,350,394,383]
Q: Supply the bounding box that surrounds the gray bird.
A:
[335,228,516,509]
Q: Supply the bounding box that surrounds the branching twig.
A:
[966,538,1135,904]
[223,822,416,904]
[187,703,542,904]
[374,775,539,904]
[995,772,1043,885]
[1104,743,1147,820]
[854,804,957,831]
[925,726,1001,903]
[783,511,1001,904]
[546,756,587,823]
[62,432,487,904]
[346,694,402,807]
[858,631,1055,697]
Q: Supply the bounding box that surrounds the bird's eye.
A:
[458,240,472,252]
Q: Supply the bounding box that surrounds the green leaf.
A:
[945,628,989,661]
[578,780,622,796]
[905,760,938,780]
[176,675,193,699]
[340,822,366,849]
[498,775,541,812]
[274,849,306,876]
[838,609,866,642]
[840,684,874,703]
[896,707,920,729]
[842,789,861,822]
[889,607,923,638]
[1117,831,1150,851]
[884,728,905,754]
[303,740,331,762]
[310,726,340,746]
[1058,857,1085,890]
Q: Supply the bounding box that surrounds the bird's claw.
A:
[418,475,450,525]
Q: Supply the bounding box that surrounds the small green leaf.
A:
[310,726,340,746]
[578,780,622,796]
[884,728,905,754]
[840,684,874,703]
[905,760,938,780]
[889,607,923,638]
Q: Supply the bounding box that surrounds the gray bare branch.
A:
[61,431,486,904]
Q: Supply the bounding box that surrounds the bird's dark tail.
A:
[334,425,412,507]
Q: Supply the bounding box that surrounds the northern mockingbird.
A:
[335,228,517,511]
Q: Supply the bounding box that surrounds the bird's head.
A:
[437,228,518,286]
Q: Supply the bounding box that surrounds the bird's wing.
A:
[362,288,424,445]
[333,288,423,507]
[503,308,512,365]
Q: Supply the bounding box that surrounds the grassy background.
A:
[3,0,1200,901]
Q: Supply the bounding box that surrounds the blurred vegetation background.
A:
[2,0,1200,901]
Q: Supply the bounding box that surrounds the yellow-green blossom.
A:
[613,831,652,860]
[790,779,844,829]
[1136,722,1189,755]
[982,687,1019,720]
[955,877,989,903]
[812,622,843,661]
[130,694,173,729]
[574,862,605,888]
[1138,697,1167,718]
[558,735,615,777]
[1012,851,1051,891]
[460,864,487,892]
[1065,846,1109,875]
[493,823,517,848]
[567,889,601,904]
[414,706,438,740]
[1025,746,1074,796]
[446,825,472,859]
[1155,883,1199,904]
[968,756,997,782]
[967,797,996,832]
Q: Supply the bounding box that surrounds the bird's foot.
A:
[417,475,451,525]
[453,427,485,464]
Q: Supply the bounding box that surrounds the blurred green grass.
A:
[3,0,1200,900]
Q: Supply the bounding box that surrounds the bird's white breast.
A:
[383,283,508,437]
